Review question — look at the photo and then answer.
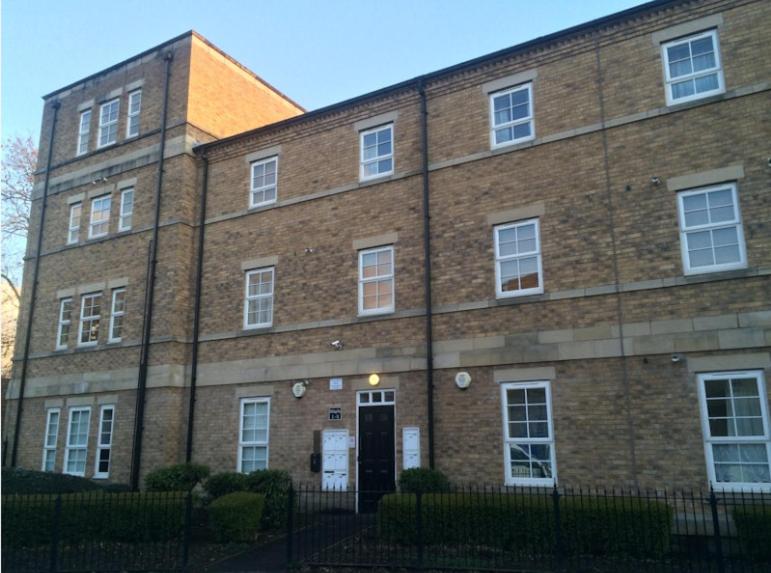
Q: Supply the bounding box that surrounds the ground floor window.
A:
[42,408,60,471]
[94,405,115,478]
[698,370,771,490]
[501,380,556,486]
[64,407,91,476]
[238,397,270,472]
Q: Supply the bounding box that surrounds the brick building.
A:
[4,0,770,494]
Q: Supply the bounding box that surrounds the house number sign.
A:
[328,407,342,420]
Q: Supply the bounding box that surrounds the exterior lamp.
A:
[368,373,380,386]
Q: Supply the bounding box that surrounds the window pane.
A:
[672,79,695,99]
[694,73,719,93]
[732,379,759,397]
[689,246,714,268]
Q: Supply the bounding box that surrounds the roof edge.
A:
[196,0,688,154]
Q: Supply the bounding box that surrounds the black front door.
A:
[358,405,395,512]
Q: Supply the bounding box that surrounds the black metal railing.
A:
[1,491,192,572]
[286,484,771,572]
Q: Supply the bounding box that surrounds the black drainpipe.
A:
[130,50,174,490]
[417,79,436,469]
[185,154,209,462]
[10,100,61,467]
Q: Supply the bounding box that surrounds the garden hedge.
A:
[2,468,104,494]
[204,472,249,499]
[2,492,186,546]
[398,468,450,494]
[144,463,210,492]
[378,492,672,558]
[208,492,265,542]
[245,469,292,530]
[733,504,771,562]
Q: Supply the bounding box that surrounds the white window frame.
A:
[489,83,535,149]
[126,89,142,138]
[41,408,60,472]
[359,123,394,181]
[97,98,120,148]
[93,405,115,479]
[67,202,82,244]
[237,397,271,473]
[118,188,134,231]
[358,245,395,316]
[64,406,91,477]
[78,292,101,347]
[249,156,278,208]
[500,380,557,487]
[697,371,771,492]
[661,29,725,106]
[56,297,73,351]
[89,194,111,239]
[243,267,275,329]
[77,109,91,156]
[677,183,746,275]
[108,288,126,343]
[494,218,544,298]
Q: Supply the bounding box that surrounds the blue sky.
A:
[2,0,641,145]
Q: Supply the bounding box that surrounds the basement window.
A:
[98,98,120,148]
[490,83,534,148]
[238,397,270,472]
[698,371,771,491]
[359,124,393,181]
[677,183,746,275]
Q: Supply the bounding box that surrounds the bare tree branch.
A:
[1,273,21,303]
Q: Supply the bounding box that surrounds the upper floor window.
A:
[78,292,101,346]
[42,408,60,472]
[56,297,73,350]
[68,202,82,244]
[94,405,115,479]
[360,124,393,181]
[238,397,270,472]
[98,98,120,148]
[89,195,111,239]
[662,30,724,105]
[77,109,91,156]
[64,407,90,476]
[501,380,556,486]
[119,188,134,231]
[358,245,394,316]
[494,218,543,298]
[244,267,274,329]
[126,90,142,138]
[698,371,770,491]
[677,183,746,275]
[490,83,534,149]
[108,288,126,343]
[250,157,278,208]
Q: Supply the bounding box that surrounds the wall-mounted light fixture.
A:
[368,373,380,386]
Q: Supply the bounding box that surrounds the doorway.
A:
[357,389,395,512]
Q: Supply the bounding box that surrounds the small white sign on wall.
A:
[329,377,343,391]
[402,426,421,470]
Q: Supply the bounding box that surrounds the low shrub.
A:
[2,492,186,546]
[2,468,102,494]
[208,492,265,542]
[204,472,248,499]
[144,463,210,492]
[378,492,672,558]
[398,468,451,494]
[733,504,771,562]
[245,469,292,529]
